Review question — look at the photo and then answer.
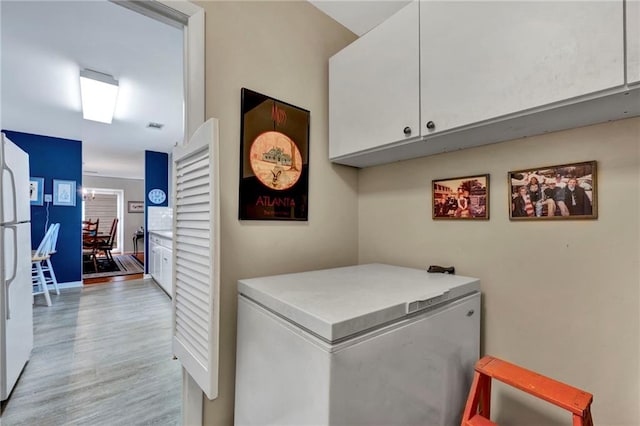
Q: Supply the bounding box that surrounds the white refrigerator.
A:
[0,133,33,401]
[235,264,480,426]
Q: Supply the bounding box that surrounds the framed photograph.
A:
[508,161,597,220]
[128,201,144,213]
[433,174,489,220]
[29,177,44,206]
[53,179,76,207]
[239,88,310,220]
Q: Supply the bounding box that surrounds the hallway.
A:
[0,279,181,425]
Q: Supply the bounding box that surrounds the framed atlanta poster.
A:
[239,88,310,220]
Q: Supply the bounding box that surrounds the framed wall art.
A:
[128,201,144,213]
[30,177,44,206]
[53,179,76,207]
[239,88,310,220]
[433,174,489,220]
[508,161,597,220]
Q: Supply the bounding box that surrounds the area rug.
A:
[82,255,144,279]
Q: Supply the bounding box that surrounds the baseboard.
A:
[144,274,152,279]
[55,281,84,289]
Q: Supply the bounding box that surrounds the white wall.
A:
[197,1,358,423]
[82,175,145,253]
[358,117,640,425]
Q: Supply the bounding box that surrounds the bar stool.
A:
[32,223,60,306]
[41,223,60,295]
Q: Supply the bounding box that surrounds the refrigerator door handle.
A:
[2,157,18,224]
[3,225,18,320]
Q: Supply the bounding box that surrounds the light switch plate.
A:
[44,194,52,202]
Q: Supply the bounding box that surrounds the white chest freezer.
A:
[234,264,480,426]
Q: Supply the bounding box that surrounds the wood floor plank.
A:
[0,279,181,426]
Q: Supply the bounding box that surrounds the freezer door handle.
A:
[1,149,18,224]
[2,225,18,320]
[406,290,450,314]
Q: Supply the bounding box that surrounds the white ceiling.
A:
[1,0,183,180]
[309,0,410,36]
[0,0,404,180]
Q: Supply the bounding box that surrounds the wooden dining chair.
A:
[96,218,119,262]
[82,218,99,238]
[82,218,100,272]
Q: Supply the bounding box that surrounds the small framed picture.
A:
[508,161,597,220]
[30,177,44,206]
[53,179,76,207]
[433,174,489,220]
[128,201,144,213]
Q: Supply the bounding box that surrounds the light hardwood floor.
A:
[0,279,181,425]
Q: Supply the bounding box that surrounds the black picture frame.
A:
[239,88,310,220]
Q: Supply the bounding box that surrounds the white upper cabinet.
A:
[329,0,634,167]
[420,1,624,135]
[329,1,419,159]
[628,0,640,85]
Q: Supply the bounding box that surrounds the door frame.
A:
[81,187,125,253]
[110,1,205,424]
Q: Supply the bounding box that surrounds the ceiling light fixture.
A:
[82,188,96,201]
[79,69,119,124]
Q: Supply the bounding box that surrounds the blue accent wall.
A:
[4,130,82,284]
[144,150,169,273]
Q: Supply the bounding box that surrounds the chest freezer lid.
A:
[237,263,479,342]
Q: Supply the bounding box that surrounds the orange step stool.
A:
[461,355,594,426]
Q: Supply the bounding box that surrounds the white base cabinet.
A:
[149,232,173,298]
[329,0,639,167]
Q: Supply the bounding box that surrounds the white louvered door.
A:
[172,118,220,400]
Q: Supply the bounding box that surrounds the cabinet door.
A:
[628,0,640,85]
[420,1,624,134]
[149,241,157,278]
[150,241,162,282]
[329,1,419,159]
[161,246,172,297]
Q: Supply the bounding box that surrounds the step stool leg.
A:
[573,405,593,426]
[478,373,492,418]
[462,372,492,424]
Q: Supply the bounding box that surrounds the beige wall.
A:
[82,175,145,253]
[197,1,358,423]
[358,117,640,425]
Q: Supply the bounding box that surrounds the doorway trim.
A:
[110,1,205,424]
[82,187,125,253]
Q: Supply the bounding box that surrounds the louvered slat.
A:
[171,118,220,400]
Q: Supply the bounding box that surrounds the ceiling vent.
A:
[147,122,164,130]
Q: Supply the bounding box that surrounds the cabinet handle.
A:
[403,126,412,136]
[426,121,436,130]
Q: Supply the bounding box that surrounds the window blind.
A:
[84,193,118,246]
